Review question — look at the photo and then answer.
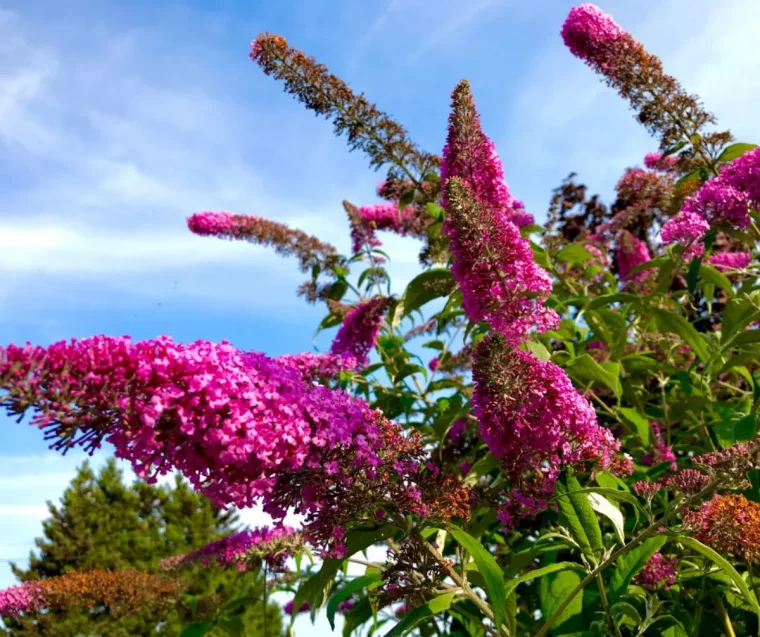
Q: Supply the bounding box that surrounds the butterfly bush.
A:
[6,4,760,634]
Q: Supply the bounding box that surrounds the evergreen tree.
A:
[2,459,283,636]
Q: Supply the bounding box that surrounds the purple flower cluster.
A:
[634,552,677,591]
[472,336,619,526]
[160,526,298,572]
[663,148,760,256]
[330,297,392,367]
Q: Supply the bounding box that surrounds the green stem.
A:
[713,593,736,637]
[596,571,623,637]
[419,537,512,637]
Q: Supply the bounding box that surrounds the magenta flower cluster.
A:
[472,338,619,526]
[0,336,384,513]
[709,251,752,272]
[352,203,418,253]
[0,581,44,618]
[663,148,760,256]
[641,422,677,471]
[440,89,534,229]
[330,297,391,368]
[276,351,358,381]
[644,152,678,171]
[440,81,556,345]
[634,552,677,591]
[616,230,651,286]
[560,3,627,63]
[159,526,297,572]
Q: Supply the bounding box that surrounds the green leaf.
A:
[181,623,214,637]
[686,257,701,296]
[399,189,415,209]
[567,354,621,398]
[713,413,758,448]
[556,244,595,266]
[539,567,584,634]
[608,535,666,603]
[396,269,454,320]
[525,340,551,362]
[294,526,397,615]
[450,527,507,630]
[393,363,426,385]
[652,308,710,361]
[680,536,760,617]
[342,597,374,637]
[675,168,702,191]
[717,142,758,163]
[217,616,245,636]
[722,297,760,344]
[699,264,734,297]
[618,408,651,446]
[384,592,456,637]
[504,562,585,597]
[426,202,445,221]
[662,141,687,158]
[326,573,381,630]
[587,493,625,544]
[555,474,604,565]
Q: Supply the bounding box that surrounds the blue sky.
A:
[2,0,760,631]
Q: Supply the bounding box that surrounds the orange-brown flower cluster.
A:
[264,415,472,555]
[686,494,760,563]
[250,34,439,185]
[1,570,182,618]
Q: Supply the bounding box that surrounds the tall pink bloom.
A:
[472,335,619,526]
[187,211,336,272]
[159,526,300,572]
[641,422,676,471]
[441,81,557,345]
[616,230,651,285]
[330,297,392,367]
[441,80,534,227]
